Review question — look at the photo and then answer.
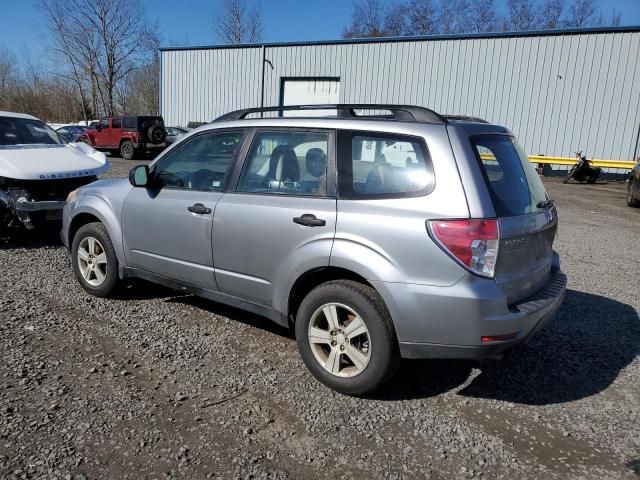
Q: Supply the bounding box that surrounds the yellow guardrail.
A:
[527,155,635,170]
[480,153,635,170]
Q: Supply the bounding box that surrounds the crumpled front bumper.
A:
[15,199,67,212]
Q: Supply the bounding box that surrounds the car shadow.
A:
[166,294,294,339]
[0,226,63,250]
[627,459,640,476]
[455,289,639,405]
[107,281,640,405]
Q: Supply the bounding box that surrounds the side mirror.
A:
[96,124,102,132]
[129,165,149,187]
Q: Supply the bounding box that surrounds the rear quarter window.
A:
[471,134,548,217]
[338,131,434,199]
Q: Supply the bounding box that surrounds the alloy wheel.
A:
[77,236,108,287]
[308,303,371,378]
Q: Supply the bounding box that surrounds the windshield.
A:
[471,134,548,217]
[0,116,62,146]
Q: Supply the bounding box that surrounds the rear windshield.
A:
[0,116,62,146]
[470,134,548,217]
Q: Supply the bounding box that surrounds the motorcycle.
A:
[563,151,601,184]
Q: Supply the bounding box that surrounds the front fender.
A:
[65,194,126,267]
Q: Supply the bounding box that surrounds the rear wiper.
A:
[536,199,555,209]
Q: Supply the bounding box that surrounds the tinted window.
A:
[0,116,62,146]
[237,131,329,196]
[123,117,137,130]
[111,118,122,129]
[100,119,109,129]
[153,131,243,191]
[471,134,548,217]
[338,131,433,198]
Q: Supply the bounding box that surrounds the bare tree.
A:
[407,0,437,35]
[384,2,409,36]
[565,0,599,27]
[343,0,387,38]
[438,0,470,33]
[0,47,17,111]
[468,0,498,32]
[214,0,263,44]
[610,10,621,26]
[39,0,151,117]
[539,0,565,29]
[507,0,537,30]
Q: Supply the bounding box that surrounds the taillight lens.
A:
[428,219,499,278]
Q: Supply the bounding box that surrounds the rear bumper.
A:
[373,259,566,360]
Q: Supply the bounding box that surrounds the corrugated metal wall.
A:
[161,29,640,160]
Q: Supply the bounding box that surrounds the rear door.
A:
[109,117,123,147]
[213,128,337,307]
[469,134,556,304]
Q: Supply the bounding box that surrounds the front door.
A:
[122,129,245,289]
[94,118,110,146]
[213,129,337,307]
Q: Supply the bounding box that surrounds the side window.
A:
[338,131,434,198]
[237,131,330,196]
[153,130,244,191]
[123,117,136,130]
[111,118,122,129]
[100,118,109,129]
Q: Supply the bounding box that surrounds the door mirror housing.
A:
[129,165,150,187]
[95,124,102,132]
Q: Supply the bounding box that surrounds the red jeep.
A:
[80,116,167,160]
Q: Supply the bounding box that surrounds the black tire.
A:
[71,222,119,297]
[120,140,135,160]
[147,125,165,144]
[627,179,640,207]
[295,280,400,396]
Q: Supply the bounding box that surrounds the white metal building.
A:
[160,26,640,161]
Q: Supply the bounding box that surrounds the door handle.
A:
[293,214,326,227]
[188,203,211,215]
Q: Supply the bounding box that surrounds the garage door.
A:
[281,78,340,116]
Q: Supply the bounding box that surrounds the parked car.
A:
[79,116,166,160]
[165,126,188,144]
[56,125,89,143]
[0,111,109,231]
[61,104,566,396]
[627,158,640,207]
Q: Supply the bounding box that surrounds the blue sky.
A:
[0,0,638,54]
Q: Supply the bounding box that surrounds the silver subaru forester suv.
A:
[62,105,566,396]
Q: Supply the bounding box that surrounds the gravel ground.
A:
[1,156,638,479]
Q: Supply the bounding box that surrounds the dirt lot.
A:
[1,156,639,479]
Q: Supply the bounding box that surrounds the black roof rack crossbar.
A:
[214,104,447,124]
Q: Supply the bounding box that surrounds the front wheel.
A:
[120,140,135,160]
[563,165,577,184]
[628,179,640,207]
[295,280,400,396]
[71,222,119,297]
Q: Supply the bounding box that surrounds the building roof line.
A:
[160,26,640,52]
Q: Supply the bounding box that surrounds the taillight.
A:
[428,219,499,278]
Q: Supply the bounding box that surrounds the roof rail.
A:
[444,115,490,124]
[214,104,448,124]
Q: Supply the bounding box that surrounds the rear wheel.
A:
[71,222,119,297]
[120,140,135,160]
[295,280,399,396]
[627,179,640,207]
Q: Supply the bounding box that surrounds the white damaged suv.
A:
[0,112,109,231]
